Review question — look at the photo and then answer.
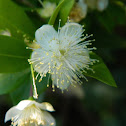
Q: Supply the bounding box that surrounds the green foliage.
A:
[10,73,48,105]
[48,0,65,25]
[0,0,121,105]
[59,0,75,25]
[10,75,31,105]
[0,0,36,40]
[85,53,117,87]
[0,69,30,95]
[0,35,30,73]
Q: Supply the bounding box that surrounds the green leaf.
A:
[0,0,36,40]
[59,0,75,25]
[10,74,31,105]
[0,35,30,73]
[85,53,117,87]
[0,69,30,95]
[10,73,48,105]
[48,0,65,25]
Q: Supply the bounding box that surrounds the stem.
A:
[31,64,38,99]
[38,0,44,8]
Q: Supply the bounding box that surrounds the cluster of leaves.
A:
[1,0,124,105]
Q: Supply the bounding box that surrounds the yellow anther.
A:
[50,122,54,125]
[39,78,42,82]
[46,52,49,56]
[67,81,69,83]
[40,62,44,64]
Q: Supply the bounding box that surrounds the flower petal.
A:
[35,102,55,112]
[35,24,58,49]
[4,106,20,123]
[15,100,33,110]
[42,111,56,126]
[59,23,83,46]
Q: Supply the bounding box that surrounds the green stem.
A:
[30,64,38,99]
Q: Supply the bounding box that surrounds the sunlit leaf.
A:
[59,0,75,25]
[48,0,65,25]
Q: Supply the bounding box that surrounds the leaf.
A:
[10,72,48,105]
[0,35,30,73]
[84,53,117,87]
[48,0,65,25]
[59,0,75,25]
[0,0,36,40]
[0,69,30,95]
[10,74,31,105]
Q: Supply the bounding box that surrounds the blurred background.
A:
[0,0,126,126]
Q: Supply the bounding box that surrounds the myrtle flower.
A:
[86,0,109,11]
[70,0,109,22]
[70,0,87,22]
[28,21,97,91]
[37,1,56,18]
[5,100,55,126]
[96,0,109,11]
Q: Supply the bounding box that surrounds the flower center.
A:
[59,49,66,56]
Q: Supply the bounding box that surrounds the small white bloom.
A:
[37,1,56,18]
[70,0,87,22]
[5,100,55,126]
[28,21,97,90]
[85,0,109,11]
[97,0,109,11]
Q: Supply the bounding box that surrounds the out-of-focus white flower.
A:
[5,100,55,126]
[86,0,109,11]
[70,0,87,22]
[37,1,56,18]
[0,29,11,36]
[28,21,97,91]
[70,0,109,22]
[97,0,109,11]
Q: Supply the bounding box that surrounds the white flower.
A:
[5,100,56,126]
[28,21,97,91]
[69,0,87,22]
[97,0,109,11]
[86,0,109,11]
[37,1,56,18]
